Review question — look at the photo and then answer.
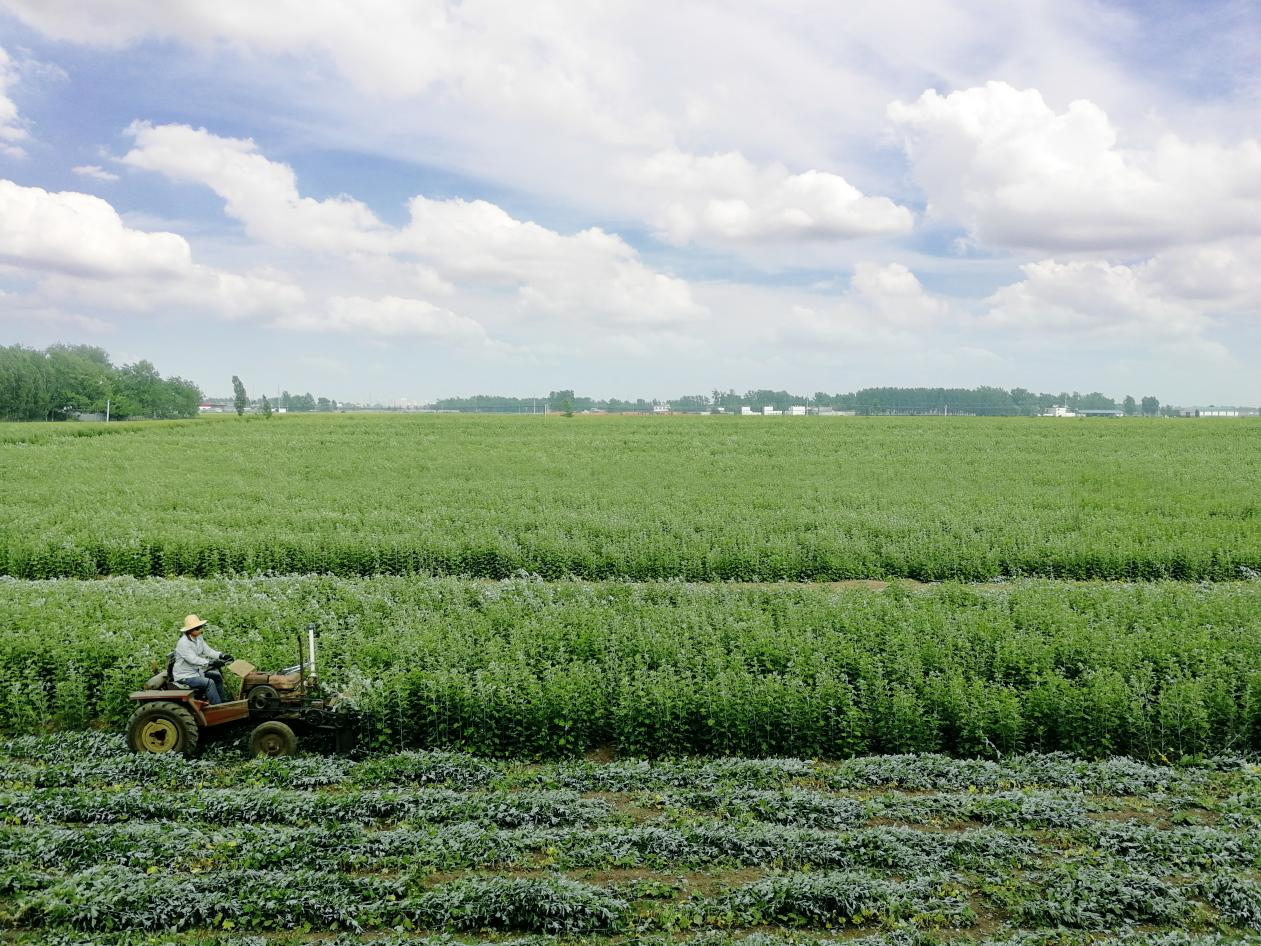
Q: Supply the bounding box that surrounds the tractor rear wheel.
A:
[248,721,298,757]
[127,702,199,756]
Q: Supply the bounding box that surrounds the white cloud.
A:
[123,123,708,326]
[0,178,304,318]
[849,261,947,327]
[1141,238,1261,308]
[400,197,707,325]
[122,122,390,253]
[1,2,670,149]
[776,262,946,348]
[72,164,120,182]
[38,265,306,319]
[632,149,914,245]
[278,295,488,342]
[983,258,1217,350]
[0,46,28,158]
[0,179,191,277]
[888,81,1261,255]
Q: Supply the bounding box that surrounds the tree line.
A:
[0,345,202,422]
[434,387,1166,416]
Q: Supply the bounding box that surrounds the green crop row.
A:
[5,933,1260,946]
[4,732,1232,796]
[1,737,1260,939]
[3,576,1261,759]
[3,414,1260,581]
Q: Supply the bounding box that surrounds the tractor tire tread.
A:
[248,720,298,757]
[126,701,199,756]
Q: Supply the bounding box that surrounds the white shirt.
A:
[173,633,222,682]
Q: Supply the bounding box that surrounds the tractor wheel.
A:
[248,721,298,757]
[247,684,280,712]
[127,702,199,756]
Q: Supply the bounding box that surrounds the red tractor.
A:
[126,623,358,757]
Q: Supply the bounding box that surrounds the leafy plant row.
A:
[2,414,1260,581]
[6,863,1261,935]
[0,786,609,829]
[6,927,1259,946]
[0,821,1041,875]
[1,733,1215,796]
[1,737,1259,940]
[5,816,1255,877]
[4,577,1261,759]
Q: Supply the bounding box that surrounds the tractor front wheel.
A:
[127,702,199,756]
[248,721,298,757]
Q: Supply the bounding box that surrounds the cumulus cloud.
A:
[72,164,120,182]
[0,46,28,158]
[983,258,1215,349]
[0,178,304,318]
[888,81,1261,254]
[278,295,488,342]
[0,179,191,277]
[122,122,390,253]
[400,197,707,325]
[632,149,914,245]
[1141,238,1261,308]
[123,123,708,326]
[776,262,947,348]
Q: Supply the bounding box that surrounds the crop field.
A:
[2,576,1260,759]
[3,414,1261,942]
[1,733,1259,943]
[2,414,1260,581]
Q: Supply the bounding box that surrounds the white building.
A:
[788,405,807,416]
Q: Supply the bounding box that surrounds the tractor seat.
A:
[145,652,208,699]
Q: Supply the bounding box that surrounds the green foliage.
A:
[2,577,1261,759]
[714,871,975,927]
[1016,864,1190,928]
[407,876,627,932]
[1,414,1259,580]
[0,345,201,421]
[1,738,1259,939]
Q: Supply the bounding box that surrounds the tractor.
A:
[126,623,358,757]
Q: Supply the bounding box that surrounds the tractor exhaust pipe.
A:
[307,623,317,682]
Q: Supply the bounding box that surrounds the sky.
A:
[0,1,1259,404]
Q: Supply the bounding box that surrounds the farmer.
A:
[173,615,234,704]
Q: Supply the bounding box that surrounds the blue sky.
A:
[1,1,1259,404]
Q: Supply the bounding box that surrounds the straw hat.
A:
[181,614,208,634]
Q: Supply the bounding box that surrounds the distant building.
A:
[762,406,781,416]
[788,405,807,416]
[741,406,755,415]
